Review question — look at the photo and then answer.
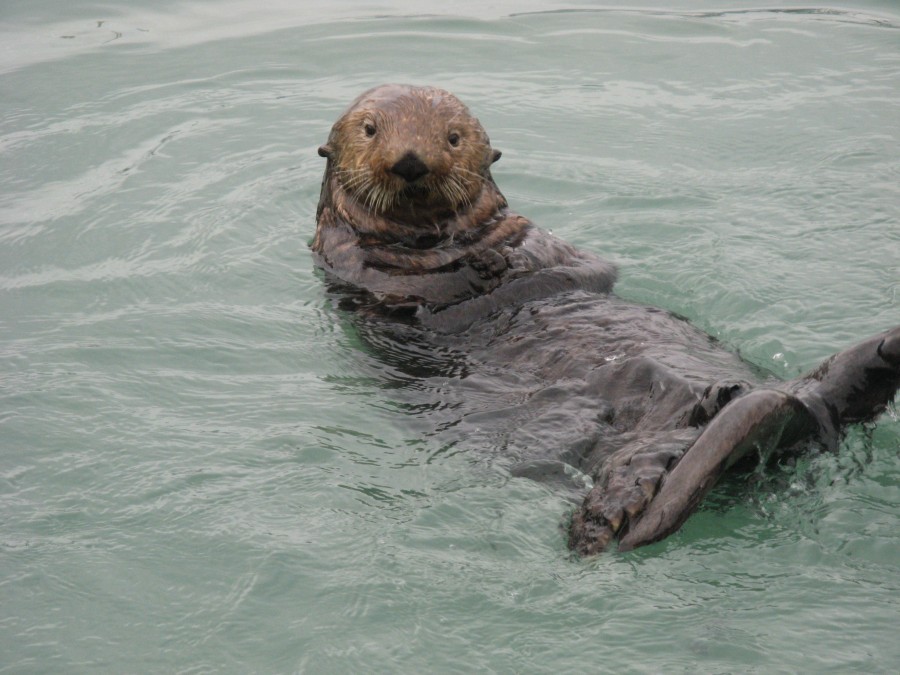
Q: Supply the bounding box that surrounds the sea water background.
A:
[2,1,899,672]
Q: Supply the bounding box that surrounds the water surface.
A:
[2,1,899,672]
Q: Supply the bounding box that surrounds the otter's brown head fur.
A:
[311,86,603,314]
[317,84,503,226]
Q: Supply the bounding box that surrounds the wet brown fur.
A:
[312,84,600,308]
[315,84,503,244]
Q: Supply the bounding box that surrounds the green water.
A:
[2,1,899,672]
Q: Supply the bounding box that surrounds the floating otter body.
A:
[313,84,900,554]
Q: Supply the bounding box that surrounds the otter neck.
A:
[332,174,509,249]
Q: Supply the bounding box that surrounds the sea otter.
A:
[312,84,900,555]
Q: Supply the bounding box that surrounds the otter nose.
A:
[390,151,430,183]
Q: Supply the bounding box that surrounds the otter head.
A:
[318,84,502,217]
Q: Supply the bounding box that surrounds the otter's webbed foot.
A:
[570,389,816,555]
[568,431,698,556]
[569,327,900,556]
[793,326,900,438]
[619,390,816,551]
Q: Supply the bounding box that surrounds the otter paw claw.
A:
[568,442,687,555]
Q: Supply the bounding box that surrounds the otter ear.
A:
[491,149,502,164]
[318,144,333,158]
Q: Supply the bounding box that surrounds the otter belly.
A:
[347,289,761,477]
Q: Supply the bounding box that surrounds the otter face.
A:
[319,84,501,216]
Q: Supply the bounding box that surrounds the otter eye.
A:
[364,122,376,138]
[448,132,460,147]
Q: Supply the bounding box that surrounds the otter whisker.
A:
[441,174,473,211]
[452,166,485,180]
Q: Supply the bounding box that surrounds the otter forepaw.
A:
[568,442,686,556]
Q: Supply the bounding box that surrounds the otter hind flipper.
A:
[616,389,815,551]
[578,326,900,555]
[568,390,814,555]
[793,325,900,438]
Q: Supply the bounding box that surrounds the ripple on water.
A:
[1,2,899,673]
